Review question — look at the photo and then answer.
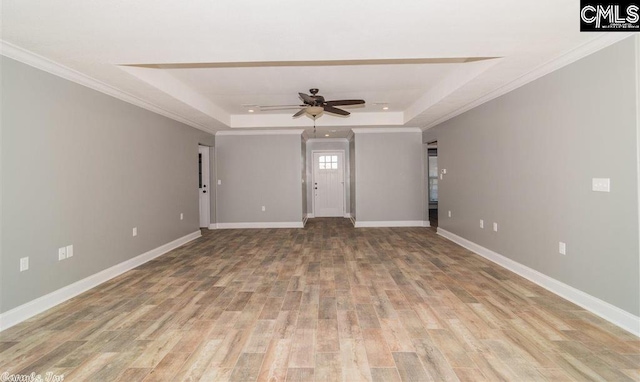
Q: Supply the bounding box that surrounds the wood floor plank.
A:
[393,352,432,382]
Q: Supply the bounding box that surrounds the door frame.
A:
[311,149,346,218]
[198,145,211,228]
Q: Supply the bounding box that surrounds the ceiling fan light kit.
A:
[305,106,324,117]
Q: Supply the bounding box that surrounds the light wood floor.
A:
[1,218,638,381]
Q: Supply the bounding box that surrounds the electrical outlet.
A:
[180,213,184,220]
[58,247,66,261]
[480,219,484,228]
[217,179,221,185]
[559,242,566,255]
[261,206,266,212]
[20,257,29,272]
[66,245,73,258]
[448,210,451,218]
[133,227,137,237]
[493,222,498,232]
[592,178,610,192]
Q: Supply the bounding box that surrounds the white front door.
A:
[198,146,210,228]
[313,151,345,217]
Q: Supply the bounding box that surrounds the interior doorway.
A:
[427,141,438,228]
[198,145,210,228]
[312,151,345,217]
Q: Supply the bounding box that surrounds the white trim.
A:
[0,41,214,134]
[216,222,304,229]
[302,215,308,226]
[0,231,202,332]
[208,223,218,230]
[354,220,429,228]
[198,145,211,228]
[346,131,355,141]
[352,127,422,134]
[215,129,304,136]
[344,213,352,218]
[437,228,640,337]
[306,138,349,143]
[306,213,316,219]
[423,33,635,130]
[350,216,356,226]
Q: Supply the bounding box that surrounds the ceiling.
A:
[1,0,633,138]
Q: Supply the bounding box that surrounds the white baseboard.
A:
[354,220,429,228]
[216,222,304,229]
[303,215,308,226]
[306,213,315,219]
[437,228,640,337]
[350,216,356,226]
[208,223,217,230]
[0,230,202,332]
[344,213,352,218]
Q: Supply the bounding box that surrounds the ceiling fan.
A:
[259,89,365,118]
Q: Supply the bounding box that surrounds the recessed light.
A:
[382,106,389,110]
[248,109,254,113]
[324,134,330,137]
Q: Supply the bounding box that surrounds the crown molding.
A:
[351,127,422,134]
[0,40,214,134]
[306,138,349,143]
[422,33,635,130]
[216,129,304,136]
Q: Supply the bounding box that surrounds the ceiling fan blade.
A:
[259,104,304,108]
[259,106,304,111]
[325,99,365,107]
[299,93,315,105]
[292,108,307,118]
[323,105,350,116]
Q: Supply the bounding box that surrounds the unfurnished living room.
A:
[1,1,639,381]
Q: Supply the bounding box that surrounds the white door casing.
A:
[198,145,210,228]
[313,151,345,217]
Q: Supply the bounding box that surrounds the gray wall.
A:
[349,138,356,220]
[215,134,303,224]
[354,131,425,222]
[305,139,351,216]
[1,56,215,313]
[423,36,640,316]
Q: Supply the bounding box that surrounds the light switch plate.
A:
[180,213,184,220]
[592,178,610,192]
[217,179,221,185]
[493,222,498,232]
[133,227,137,237]
[480,219,484,228]
[66,245,73,258]
[559,241,566,255]
[448,210,452,218]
